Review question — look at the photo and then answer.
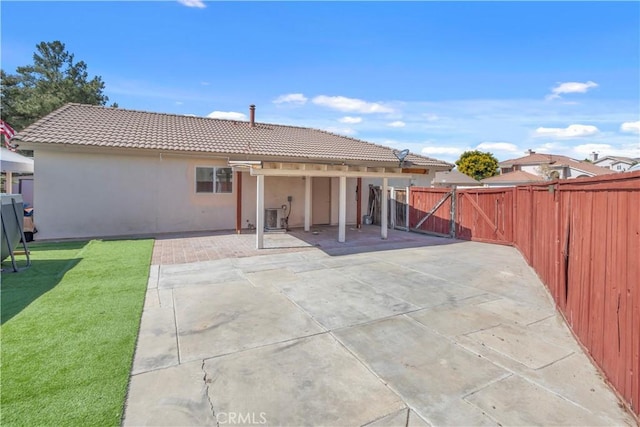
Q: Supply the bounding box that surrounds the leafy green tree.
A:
[455,150,499,181]
[1,41,114,131]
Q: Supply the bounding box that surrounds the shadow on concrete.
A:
[285,224,463,256]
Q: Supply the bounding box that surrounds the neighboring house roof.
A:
[481,170,545,185]
[13,103,452,168]
[499,152,612,176]
[593,156,637,166]
[431,170,482,186]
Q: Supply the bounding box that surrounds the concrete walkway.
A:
[124,228,635,426]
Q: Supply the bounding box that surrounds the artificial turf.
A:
[1,239,153,426]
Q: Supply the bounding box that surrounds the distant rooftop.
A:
[499,151,612,176]
[432,170,482,186]
[481,170,544,184]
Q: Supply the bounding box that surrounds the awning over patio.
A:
[231,160,426,249]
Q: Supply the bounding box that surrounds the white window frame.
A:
[195,166,233,194]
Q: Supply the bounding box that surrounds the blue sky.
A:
[2,1,639,163]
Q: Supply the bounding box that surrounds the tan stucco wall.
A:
[241,175,358,229]
[329,177,358,225]
[240,174,308,229]
[33,148,440,239]
[520,165,541,176]
[34,149,235,239]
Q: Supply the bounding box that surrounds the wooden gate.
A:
[409,188,454,237]
[409,187,514,244]
[455,188,514,244]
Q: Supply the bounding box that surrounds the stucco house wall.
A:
[611,162,631,172]
[594,158,633,171]
[595,158,616,168]
[240,174,358,229]
[34,148,237,240]
[519,165,540,175]
[329,177,358,226]
[33,148,423,240]
[257,175,307,228]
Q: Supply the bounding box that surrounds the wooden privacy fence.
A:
[409,172,640,417]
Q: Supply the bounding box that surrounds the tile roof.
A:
[481,170,545,184]
[499,152,612,176]
[432,170,482,185]
[13,103,452,168]
[594,156,637,165]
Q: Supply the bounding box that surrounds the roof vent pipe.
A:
[250,104,256,127]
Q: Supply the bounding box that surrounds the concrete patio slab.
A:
[202,334,406,426]
[131,305,179,374]
[527,351,632,421]
[333,316,509,425]
[408,297,504,337]
[332,261,491,308]
[125,359,216,426]
[476,297,554,325]
[365,408,430,427]
[274,269,418,330]
[465,323,573,369]
[124,228,636,426]
[173,279,324,362]
[465,375,616,426]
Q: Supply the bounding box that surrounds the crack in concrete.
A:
[201,359,219,427]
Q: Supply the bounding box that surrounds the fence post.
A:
[450,187,457,238]
[404,185,411,232]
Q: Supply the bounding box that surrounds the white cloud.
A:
[324,126,356,136]
[207,111,247,120]
[572,143,640,158]
[476,142,519,152]
[534,124,599,138]
[338,116,362,124]
[200,82,210,86]
[546,81,598,100]
[273,93,308,105]
[533,142,567,153]
[423,113,440,122]
[421,146,464,155]
[387,121,406,128]
[620,120,640,134]
[312,95,394,114]
[572,143,612,155]
[175,101,183,105]
[178,0,206,8]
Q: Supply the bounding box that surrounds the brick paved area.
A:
[151,225,446,265]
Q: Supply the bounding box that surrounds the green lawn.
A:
[1,239,153,426]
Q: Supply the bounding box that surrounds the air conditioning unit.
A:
[265,208,284,230]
